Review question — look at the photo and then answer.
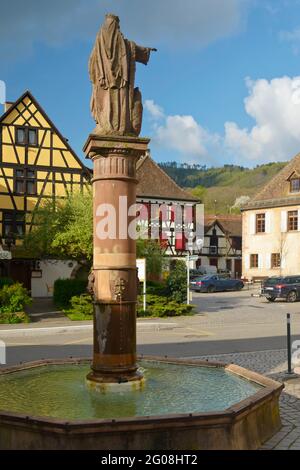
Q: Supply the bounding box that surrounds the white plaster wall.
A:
[243,207,300,279]
[31,260,78,298]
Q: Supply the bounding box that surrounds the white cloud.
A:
[145,101,220,161]
[147,76,300,165]
[0,0,249,59]
[144,100,164,120]
[224,76,300,162]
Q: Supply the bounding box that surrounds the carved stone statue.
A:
[89,14,156,137]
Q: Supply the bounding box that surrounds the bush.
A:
[53,279,87,308]
[0,283,32,324]
[0,277,14,289]
[0,311,30,324]
[64,294,93,321]
[166,261,187,303]
[146,280,167,296]
[137,294,194,318]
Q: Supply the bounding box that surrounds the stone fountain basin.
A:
[0,356,283,450]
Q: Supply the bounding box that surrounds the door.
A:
[234,259,242,278]
[9,261,32,290]
[210,258,218,268]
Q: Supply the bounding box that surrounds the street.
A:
[1,287,300,366]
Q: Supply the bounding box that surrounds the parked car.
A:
[189,266,217,280]
[261,276,300,302]
[190,275,244,293]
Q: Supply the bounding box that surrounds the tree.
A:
[190,185,207,201]
[23,191,93,261]
[166,260,187,303]
[136,239,165,280]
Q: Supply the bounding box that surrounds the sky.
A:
[2,0,300,168]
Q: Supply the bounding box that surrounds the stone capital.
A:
[83,134,150,161]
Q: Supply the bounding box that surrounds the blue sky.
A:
[2,0,300,167]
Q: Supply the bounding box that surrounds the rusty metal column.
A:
[84,135,149,388]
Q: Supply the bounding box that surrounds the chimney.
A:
[4,102,14,112]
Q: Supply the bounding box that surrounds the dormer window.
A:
[290,178,300,193]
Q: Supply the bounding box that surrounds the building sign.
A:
[137,258,146,282]
[0,249,12,260]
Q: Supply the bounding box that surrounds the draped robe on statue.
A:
[89,16,151,136]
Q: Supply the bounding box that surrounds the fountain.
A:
[0,14,283,450]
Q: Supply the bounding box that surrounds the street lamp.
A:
[2,232,16,251]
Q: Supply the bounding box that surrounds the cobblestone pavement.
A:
[195,349,300,450]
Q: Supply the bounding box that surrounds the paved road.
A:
[1,288,300,366]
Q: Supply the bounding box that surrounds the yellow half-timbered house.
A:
[0,91,91,293]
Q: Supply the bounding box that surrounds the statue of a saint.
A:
[89,14,156,137]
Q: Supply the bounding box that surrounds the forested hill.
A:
[158,162,287,214]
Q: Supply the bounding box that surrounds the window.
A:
[231,237,242,250]
[288,211,298,231]
[15,127,38,146]
[250,254,259,268]
[271,253,281,269]
[256,213,265,233]
[14,168,36,195]
[28,129,38,146]
[290,178,300,193]
[175,233,186,251]
[16,128,26,144]
[3,212,25,237]
[226,259,232,271]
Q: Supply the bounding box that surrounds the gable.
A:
[0,91,85,171]
[245,153,300,209]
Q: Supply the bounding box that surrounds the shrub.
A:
[53,279,87,308]
[64,294,93,321]
[166,261,187,303]
[0,311,30,324]
[146,280,167,296]
[0,283,32,324]
[0,278,14,289]
[137,294,194,318]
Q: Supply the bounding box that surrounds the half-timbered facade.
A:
[197,215,242,277]
[136,153,200,259]
[0,91,91,291]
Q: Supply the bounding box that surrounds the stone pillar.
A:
[83,135,149,388]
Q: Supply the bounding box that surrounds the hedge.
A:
[53,279,88,308]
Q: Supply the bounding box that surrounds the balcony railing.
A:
[200,246,242,256]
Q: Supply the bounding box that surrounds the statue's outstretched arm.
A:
[135,45,157,65]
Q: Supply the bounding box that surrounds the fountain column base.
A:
[86,371,145,394]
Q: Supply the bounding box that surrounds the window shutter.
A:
[266,254,271,269]
[244,254,250,270]
[258,254,263,269]
[249,214,256,235]
[265,212,272,234]
[281,211,287,233]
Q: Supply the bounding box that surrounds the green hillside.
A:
[159,162,287,214]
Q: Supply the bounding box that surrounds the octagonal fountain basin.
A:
[0,357,283,450]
